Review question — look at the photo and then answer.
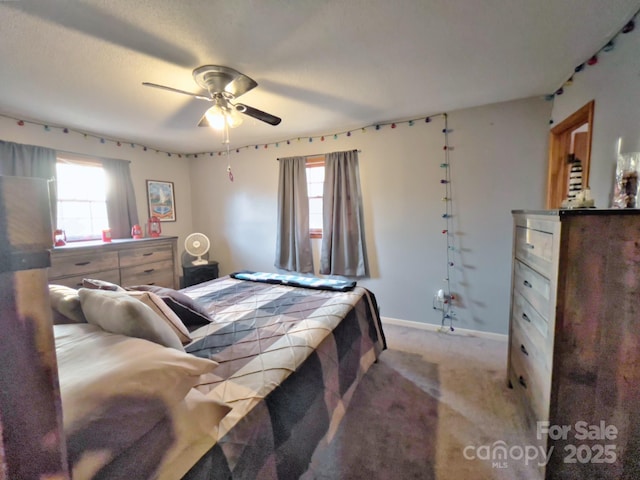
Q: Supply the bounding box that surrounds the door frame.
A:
[546,100,595,208]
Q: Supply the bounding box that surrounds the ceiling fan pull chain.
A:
[224,123,234,182]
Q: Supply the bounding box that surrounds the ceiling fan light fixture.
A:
[205,97,243,130]
[205,104,227,130]
[226,106,243,128]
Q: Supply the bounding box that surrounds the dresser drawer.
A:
[49,251,119,279]
[509,353,549,426]
[512,290,548,339]
[513,260,551,321]
[514,226,554,277]
[50,269,121,289]
[120,259,174,287]
[511,318,550,383]
[119,244,173,268]
[509,330,551,421]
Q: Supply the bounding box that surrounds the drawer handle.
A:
[147,282,156,285]
[520,344,529,356]
[75,261,91,266]
[525,243,535,250]
[143,252,154,257]
[518,376,527,389]
[522,312,531,322]
[143,268,155,273]
[523,280,532,288]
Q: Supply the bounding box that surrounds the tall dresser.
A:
[507,210,640,479]
[48,236,179,289]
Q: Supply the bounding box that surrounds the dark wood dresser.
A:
[48,236,179,289]
[507,209,640,479]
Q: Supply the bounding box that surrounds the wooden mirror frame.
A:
[546,100,595,209]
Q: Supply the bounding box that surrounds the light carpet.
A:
[304,323,541,480]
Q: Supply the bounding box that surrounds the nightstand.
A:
[182,261,219,287]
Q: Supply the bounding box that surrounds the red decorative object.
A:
[148,216,161,237]
[587,55,598,66]
[131,224,143,239]
[53,229,66,247]
[101,229,112,242]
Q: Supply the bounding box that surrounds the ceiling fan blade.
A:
[142,82,211,101]
[235,103,282,126]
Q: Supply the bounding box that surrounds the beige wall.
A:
[1,96,552,334]
[189,97,552,334]
[550,24,640,208]
[0,117,195,259]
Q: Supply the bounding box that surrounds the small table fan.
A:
[184,233,211,265]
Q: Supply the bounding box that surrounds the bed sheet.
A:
[167,276,386,479]
[54,324,228,480]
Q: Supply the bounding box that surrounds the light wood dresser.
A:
[48,236,179,289]
[507,209,640,479]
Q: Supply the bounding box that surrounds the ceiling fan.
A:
[142,65,281,129]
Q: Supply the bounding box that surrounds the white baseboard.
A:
[381,316,507,342]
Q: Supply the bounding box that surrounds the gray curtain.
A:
[0,140,58,229]
[320,150,368,277]
[275,156,314,273]
[102,158,139,239]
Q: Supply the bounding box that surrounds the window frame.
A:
[306,155,325,239]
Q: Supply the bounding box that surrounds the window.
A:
[306,156,325,238]
[56,156,109,241]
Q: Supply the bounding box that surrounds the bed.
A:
[53,273,386,479]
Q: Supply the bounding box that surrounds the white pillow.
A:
[49,284,87,324]
[78,288,184,350]
[54,323,221,430]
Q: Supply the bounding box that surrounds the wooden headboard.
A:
[0,176,70,479]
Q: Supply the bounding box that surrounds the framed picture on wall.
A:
[146,180,176,222]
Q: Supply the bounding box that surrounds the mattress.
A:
[54,275,385,480]
[176,276,386,479]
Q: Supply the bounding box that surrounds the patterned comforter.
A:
[172,276,386,480]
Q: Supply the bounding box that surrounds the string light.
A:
[4,114,182,156]
[3,111,448,159]
[545,8,638,102]
[440,113,455,332]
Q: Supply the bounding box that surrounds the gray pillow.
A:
[126,285,212,327]
[82,278,126,292]
[78,289,184,350]
[49,284,87,324]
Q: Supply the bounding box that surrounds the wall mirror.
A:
[546,100,595,208]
